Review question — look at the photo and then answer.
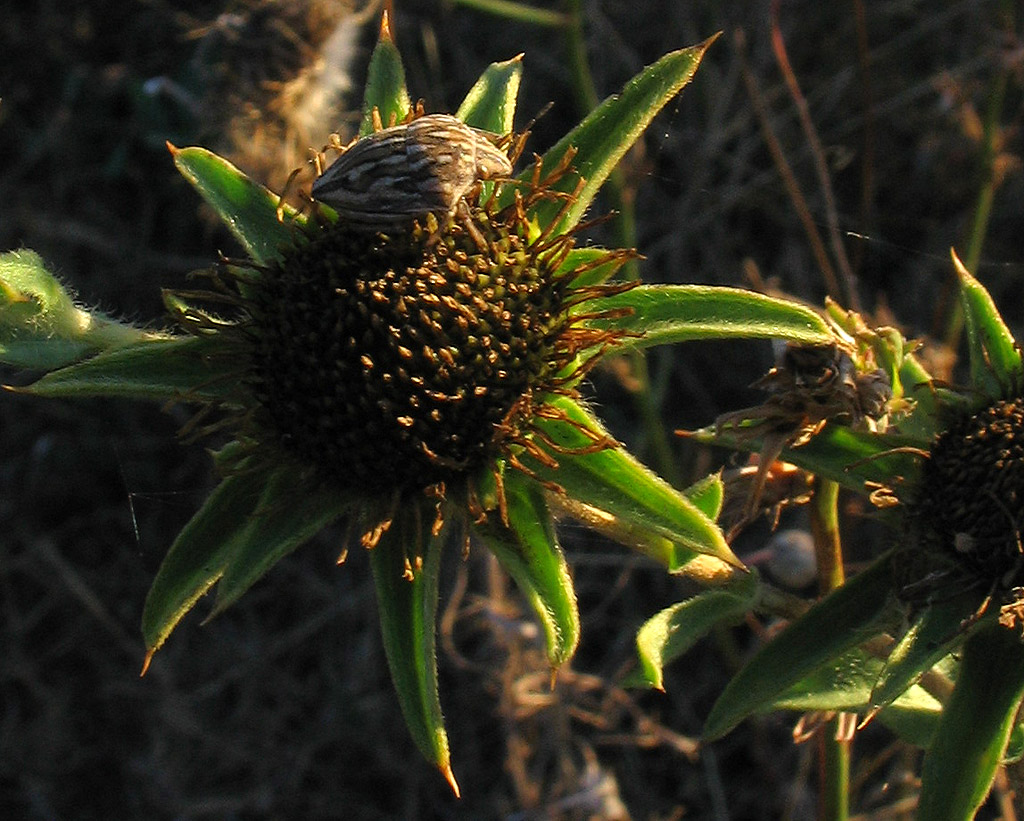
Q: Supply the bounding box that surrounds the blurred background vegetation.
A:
[1,1,1021,818]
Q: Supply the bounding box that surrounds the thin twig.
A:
[850,0,876,277]
[735,29,841,302]
[770,0,860,310]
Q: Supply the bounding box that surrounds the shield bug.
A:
[311,113,513,225]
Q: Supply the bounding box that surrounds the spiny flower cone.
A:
[900,395,1024,600]
[174,149,637,523]
[263,198,612,482]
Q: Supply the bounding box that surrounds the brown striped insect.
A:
[310,113,513,225]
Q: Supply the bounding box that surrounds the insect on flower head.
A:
[310,113,514,226]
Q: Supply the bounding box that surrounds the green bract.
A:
[637,249,1024,819]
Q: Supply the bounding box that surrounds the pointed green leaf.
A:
[577,285,834,349]
[22,335,239,403]
[769,647,944,749]
[636,580,757,690]
[703,553,898,740]
[0,249,153,369]
[558,247,633,288]
[952,250,1024,400]
[528,394,738,569]
[361,15,411,134]
[369,510,456,792]
[869,595,973,713]
[872,689,950,746]
[771,648,883,712]
[504,36,717,232]
[693,422,926,500]
[875,697,943,750]
[456,55,522,135]
[172,146,303,265]
[773,648,932,712]
[682,471,724,521]
[210,466,351,616]
[918,622,1024,820]
[781,425,926,494]
[473,470,580,668]
[142,468,269,655]
[896,353,949,440]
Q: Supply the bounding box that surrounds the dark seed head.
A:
[245,202,574,493]
[905,396,1024,588]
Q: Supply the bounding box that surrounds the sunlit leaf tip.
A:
[950,247,1023,395]
[443,764,461,799]
[378,5,393,41]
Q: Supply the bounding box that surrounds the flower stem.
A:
[944,0,1015,350]
[562,0,639,282]
[563,0,681,478]
[811,476,849,821]
[811,478,843,594]
[821,720,851,821]
[449,0,567,27]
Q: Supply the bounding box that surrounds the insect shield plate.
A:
[311,114,512,225]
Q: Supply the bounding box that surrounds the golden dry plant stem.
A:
[769,0,859,312]
[734,30,842,304]
[849,0,876,276]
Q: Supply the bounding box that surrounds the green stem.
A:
[944,0,1014,349]
[563,0,679,481]
[562,0,639,281]
[811,478,843,594]
[822,722,850,821]
[810,476,849,821]
[449,0,568,26]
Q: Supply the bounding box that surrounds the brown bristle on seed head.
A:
[245,199,572,494]
[168,135,637,506]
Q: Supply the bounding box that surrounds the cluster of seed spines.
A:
[242,194,586,492]
[166,144,637,519]
[911,396,1024,585]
